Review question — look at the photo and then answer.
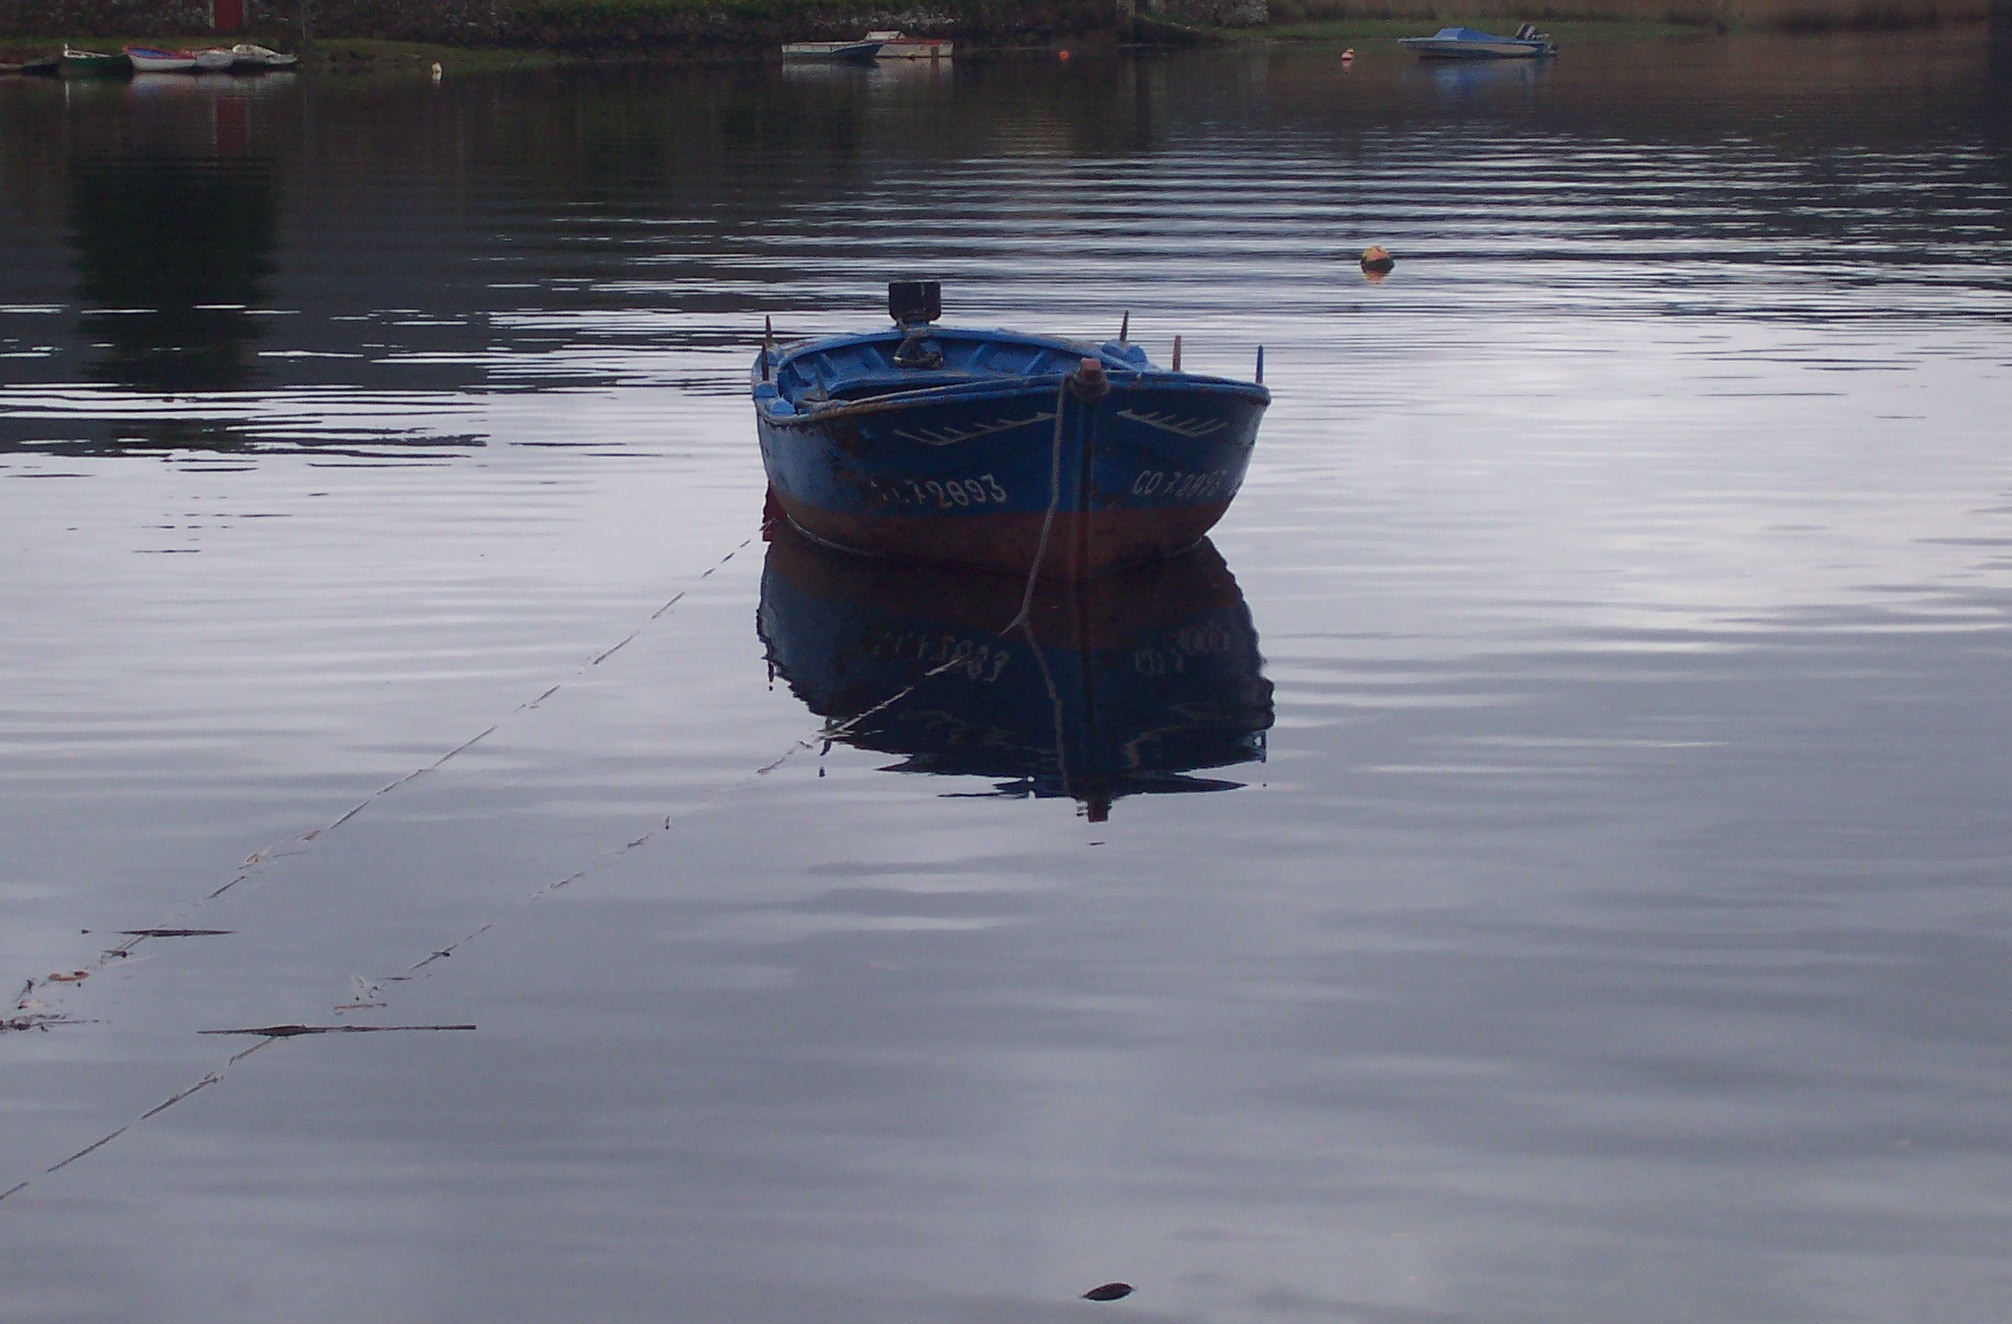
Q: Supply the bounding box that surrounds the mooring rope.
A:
[3,361,1115,1203]
[0,616,973,1209]
[5,532,765,1036]
[1002,376,1072,636]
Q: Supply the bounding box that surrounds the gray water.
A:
[3,31,2011,1322]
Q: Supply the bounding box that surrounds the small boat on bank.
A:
[3,55,61,76]
[780,38,883,62]
[61,47,129,77]
[230,43,298,70]
[1398,23,1557,59]
[865,29,953,59]
[753,282,1270,580]
[124,45,197,73]
[192,47,236,71]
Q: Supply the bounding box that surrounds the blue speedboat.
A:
[1398,23,1557,58]
[757,521,1273,821]
[752,282,1270,579]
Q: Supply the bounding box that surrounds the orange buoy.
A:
[1058,48,1070,60]
[1360,244,1395,274]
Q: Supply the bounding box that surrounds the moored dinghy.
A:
[780,38,884,62]
[1398,23,1557,58]
[60,47,129,77]
[230,43,299,70]
[865,29,954,59]
[124,46,198,73]
[753,282,1270,580]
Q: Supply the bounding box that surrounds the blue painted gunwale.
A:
[751,323,1270,578]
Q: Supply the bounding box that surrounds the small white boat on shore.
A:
[192,47,235,72]
[124,45,197,73]
[231,43,299,70]
[780,38,883,62]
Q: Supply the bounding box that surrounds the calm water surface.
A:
[3,31,2011,1322]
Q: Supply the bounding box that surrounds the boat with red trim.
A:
[123,45,198,73]
[752,282,1270,579]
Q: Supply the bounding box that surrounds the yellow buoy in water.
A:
[1360,245,1395,274]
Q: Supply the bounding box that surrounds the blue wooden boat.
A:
[757,522,1273,821]
[1398,24,1557,58]
[752,282,1270,579]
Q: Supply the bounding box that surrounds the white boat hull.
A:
[1399,26,1557,59]
[1401,40,1544,58]
[780,40,883,62]
[127,52,196,73]
[231,44,299,70]
[864,31,953,59]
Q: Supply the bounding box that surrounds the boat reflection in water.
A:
[758,522,1274,821]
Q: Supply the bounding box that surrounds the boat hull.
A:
[1398,27,1556,58]
[757,373,1266,578]
[877,39,953,59]
[1400,41,1545,58]
[61,49,129,77]
[231,44,299,70]
[125,47,197,73]
[780,40,883,62]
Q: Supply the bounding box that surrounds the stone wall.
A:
[1,0,218,38]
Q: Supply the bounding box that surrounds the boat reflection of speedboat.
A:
[758,522,1274,821]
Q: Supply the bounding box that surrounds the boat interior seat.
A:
[823,371,984,402]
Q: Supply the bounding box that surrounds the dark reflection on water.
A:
[1403,55,1552,100]
[70,156,276,393]
[759,525,1273,819]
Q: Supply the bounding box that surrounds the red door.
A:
[213,0,244,33]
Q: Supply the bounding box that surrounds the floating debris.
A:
[116,928,234,938]
[198,1023,477,1038]
[3,1012,84,1034]
[335,974,389,1012]
[1081,1283,1134,1302]
[44,970,89,984]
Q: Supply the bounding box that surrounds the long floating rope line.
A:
[6,533,763,1035]
[0,578,973,1208]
